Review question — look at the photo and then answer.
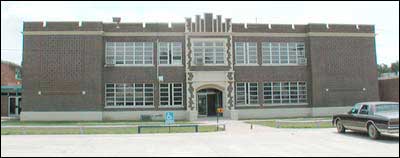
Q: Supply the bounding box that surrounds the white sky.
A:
[1,1,399,65]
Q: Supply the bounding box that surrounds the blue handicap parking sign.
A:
[165,111,175,124]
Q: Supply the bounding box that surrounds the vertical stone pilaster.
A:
[185,34,195,112]
[185,18,192,32]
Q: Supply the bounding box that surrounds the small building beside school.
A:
[1,60,22,117]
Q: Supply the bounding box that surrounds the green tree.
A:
[377,63,391,76]
[390,61,399,73]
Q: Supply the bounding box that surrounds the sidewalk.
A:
[2,123,398,157]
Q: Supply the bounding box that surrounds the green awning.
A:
[1,85,22,93]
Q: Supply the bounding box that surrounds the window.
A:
[375,104,399,113]
[160,83,183,106]
[359,105,370,115]
[262,42,306,65]
[236,82,258,105]
[105,42,153,65]
[105,83,154,107]
[235,42,257,65]
[192,40,226,65]
[158,42,182,65]
[263,81,307,105]
[351,103,362,114]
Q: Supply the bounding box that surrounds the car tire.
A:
[336,119,346,133]
[368,124,381,139]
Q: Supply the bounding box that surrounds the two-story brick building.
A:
[21,13,379,121]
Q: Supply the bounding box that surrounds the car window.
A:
[375,104,399,113]
[351,104,362,114]
[359,105,369,115]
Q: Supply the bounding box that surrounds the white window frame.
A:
[248,82,259,104]
[105,42,154,66]
[105,83,154,108]
[158,42,183,66]
[191,38,227,66]
[235,42,258,66]
[235,83,246,105]
[261,42,307,66]
[159,83,184,107]
[263,81,308,106]
[236,82,259,106]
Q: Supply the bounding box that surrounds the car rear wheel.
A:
[368,124,381,139]
[336,119,346,133]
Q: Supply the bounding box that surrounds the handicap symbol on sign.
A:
[165,111,175,124]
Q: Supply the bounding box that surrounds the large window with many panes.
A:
[235,42,257,65]
[192,40,226,65]
[158,42,182,65]
[105,83,154,107]
[105,42,153,65]
[236,82,259,105]
[263,81,307,105]
[262,42,306,65]
[159,83,183,107]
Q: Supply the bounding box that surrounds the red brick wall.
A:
[379,78,399,102]
[1,63,21,86]
[1,95,8,116]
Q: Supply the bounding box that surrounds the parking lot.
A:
[1,121,399,157]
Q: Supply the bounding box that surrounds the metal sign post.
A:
[216,107,224,131]
[216,106,219,131]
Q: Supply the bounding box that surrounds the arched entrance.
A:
[196,88,223,117]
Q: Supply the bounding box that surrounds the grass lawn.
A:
[1,120,224,135]
[1,125,224,135]
[1,120,193,126]
[246,120,333,128]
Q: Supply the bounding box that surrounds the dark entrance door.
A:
[197,88,223,117]
[18,98,22,115]
[207,94,217,116]
[8,96,21,116]
[9,97,16,116]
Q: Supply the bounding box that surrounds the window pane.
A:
[144,42,153,64]
[172,42,182,65]
[262,42,271,64]
[271,43,280,64]
[297,43,306,64]
[236,83,246,104]
[173,83,183,106]
[159,42,169,64]
[280,43,288,64]
[248,42,257,64]
[235,42,245,64]
[288,43,297,64]
[249,83,258,104]
[135,84,144,106]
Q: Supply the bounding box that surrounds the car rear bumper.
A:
[379,127,399,135]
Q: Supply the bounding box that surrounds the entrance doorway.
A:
[197,88,223,117]
[9,96,21,116]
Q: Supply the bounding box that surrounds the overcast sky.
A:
[1,1,399,65]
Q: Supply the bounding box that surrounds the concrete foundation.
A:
[20,106,352,121]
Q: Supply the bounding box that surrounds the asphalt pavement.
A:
[1,121,399,157]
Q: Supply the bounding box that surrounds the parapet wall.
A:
[23,15,374,33]
[24,21,186,32]
[232,23,374,33]
[24,21,103,31]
